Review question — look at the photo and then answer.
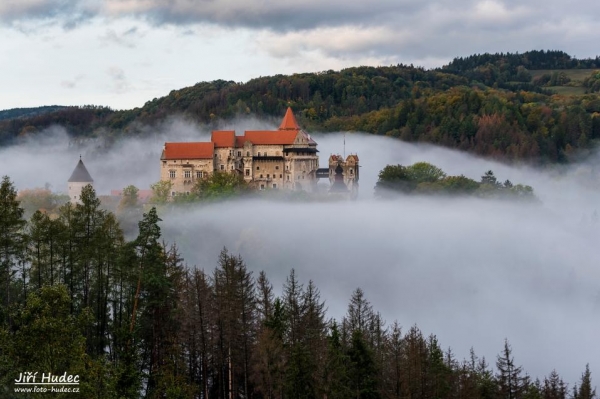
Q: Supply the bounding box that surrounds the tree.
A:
[374,165,414,195]
[118,185,140,211]
[192,171,249,201]
[575,364,596,399]
[405,162,446,183]
[344,287,374,337]
[149,180,173,205]
[348,330,380,399]
[322,322,352,399]
[0,176,26,312]
[496,340,526,399]
[542,369,567,399]
[481,170,499,186]
[213,248,256,399]
[7,285,116,397]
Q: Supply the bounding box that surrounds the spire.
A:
[278,107,300,130]
[68,159,94,183]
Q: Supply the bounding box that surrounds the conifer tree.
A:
[214,248,256,399]
[576,364,596,399]
[348,329,380,399]
[496,340,526,399]
[0,176,26,313]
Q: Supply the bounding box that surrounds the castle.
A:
[161,108,359,197]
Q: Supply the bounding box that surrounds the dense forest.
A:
[1,174,596,398]
[1,50,600,163]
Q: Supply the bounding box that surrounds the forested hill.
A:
[0,105,67,121]
[2,50,600,163]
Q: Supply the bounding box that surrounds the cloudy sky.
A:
[1,0,600,111]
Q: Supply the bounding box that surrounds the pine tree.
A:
[496,340,526,399]
[213,248,256,399]
[322,321,352,399]
[0,176,26,313]
[542,369,567,399]
[348,329,380,399]
[576,364,596,399]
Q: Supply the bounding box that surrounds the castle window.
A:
[169,170,176,179]
[256,166,260,170]
[267,174,270,178]
[220,164,224,170]
[260,184,265,190]
[246,151,250,156]
[196,171,202,178]
[275,166,279,170]
[238,151,241,157]
[245,169,250,176]
[184,170,191,178]
[287,176,290,181]
[258,152,261,156]
[350,169,353,175]
[273,184,277,188]
[260,174,263,178]
[280,174,283,178]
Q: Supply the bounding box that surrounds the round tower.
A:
[68,157,94,204]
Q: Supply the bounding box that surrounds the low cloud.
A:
[1,117,599,386]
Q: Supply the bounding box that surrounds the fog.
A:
[1,117,600,384]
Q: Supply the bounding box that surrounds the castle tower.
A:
[328,154,359,199]
[68,157,93,204]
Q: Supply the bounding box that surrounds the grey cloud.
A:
[3,0,600,68]
[60,74,84,89]
[106,66,130,93]
[0,0,97,29]
[99,27,139,48]
[103,0,415,31]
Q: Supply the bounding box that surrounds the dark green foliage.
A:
[348,330,380,399]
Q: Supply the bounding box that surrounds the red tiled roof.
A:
[244,130,298,145]
[235,136,247,147]
[279,107,300,130]
[162,142,214,160]
[211,130,236,147]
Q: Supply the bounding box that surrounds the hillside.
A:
[1,50,600,163]
[0,105,68,121]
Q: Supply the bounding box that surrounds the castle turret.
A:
[328,154,359,199]
[68,157,93,204]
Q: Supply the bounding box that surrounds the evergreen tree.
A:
[576,364,596,399]
[0,176,26,313]
[348,330,380,399]
[496,340,526,399]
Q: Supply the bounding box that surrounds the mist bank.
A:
[158,195,599,385]
[2,117,600,384]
